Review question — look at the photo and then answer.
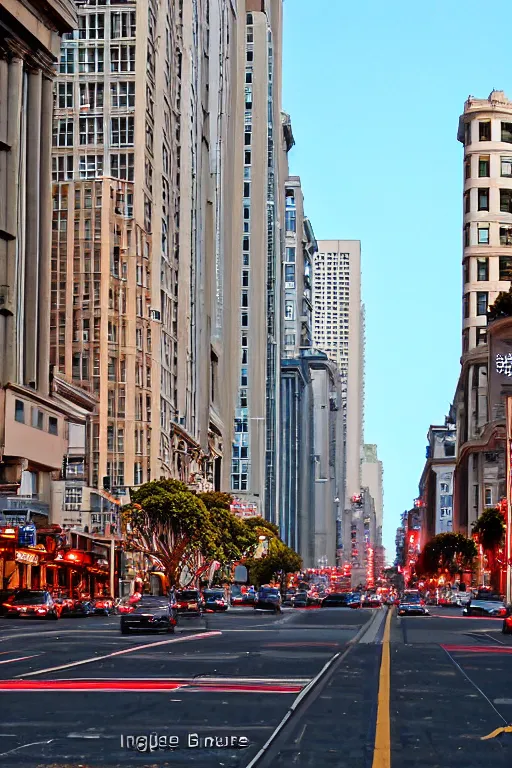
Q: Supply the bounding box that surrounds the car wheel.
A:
[48,611,59,620]
[166,625,175,634]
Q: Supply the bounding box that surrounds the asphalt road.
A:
[0,605,512,767]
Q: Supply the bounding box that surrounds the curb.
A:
[356,607,388,645]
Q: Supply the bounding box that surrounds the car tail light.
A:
[2,602,13,609]
[37,607,47,614]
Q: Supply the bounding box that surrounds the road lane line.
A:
[15,631,222,678]
[0,679,304,693]
[371,608,391,768]
[0,655,40,665]
[441,644,512,654]
[441,645,509,734]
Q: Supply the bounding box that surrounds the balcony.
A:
[0,495,50,519]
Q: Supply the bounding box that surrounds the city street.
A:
[1,606,512,767]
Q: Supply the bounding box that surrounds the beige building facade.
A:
[312,240,363,561]
[453,91,512,533]
[51,0,245,510]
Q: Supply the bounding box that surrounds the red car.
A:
[4,590,61,620]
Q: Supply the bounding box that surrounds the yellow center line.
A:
[372,608,392,768]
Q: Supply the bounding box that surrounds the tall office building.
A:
[312,240,363,562]
[453,91,512,533]
[52,0,244,502]
[362,444,384,544]
[230,0,284,524]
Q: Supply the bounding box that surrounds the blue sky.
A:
[282,0,512,561]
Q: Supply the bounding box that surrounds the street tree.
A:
[416,532,477,578]
[245,537,302,588]
[124,479,218,587]
[197,492,259,565]
[472,507,506,589]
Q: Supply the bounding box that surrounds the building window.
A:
[110,45,136,73]
[286,247,296,263]
[479,121,491,141]
[284,264,295,287]
[476,291,488,315]
[58,82,73,109]
[499,255,512,281]
[110,152,134,181]
[463,259,469,285]
[463,293,469,319]
[500,225,512,245]
[464,191,470,214]
[53,118,73,147]
[501,157,512,177]
[31,408,44,430]
[477,226,489,244]
[79,154,103,179]
[285,300,295,320]
[444,443,455,458]
[464,156,471,180]
[48,416,58,436]
[462,328,469,353]
[79,13,104,39]
[65,486,83,506]
[502,122,512,143]
[81,83,104,112]
[78,46,104,73]
[110,81,135,108]
[477,258,488,281]
[463,223,470,247]
[52,156,74,182]
[501,188,512,213]
[284,333,296,346]
[478,156,490,177]
[14,400,24,424]
[485,488,492,506]
[111,10,136,38]
[111,117,134,147]
[79,116,103,145]
[478,188,489,211]
[476,327,487,346]
[59,47,74,73]
[285,209,296,232]
[241,312,249,328]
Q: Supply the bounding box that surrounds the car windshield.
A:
[12,592,46,605]
[176,591,199,601]
[205,591,224,599]
[476,592,502,601]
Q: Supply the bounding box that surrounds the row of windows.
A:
[465,155,512,179]
[53,153,134,182]
[14,400,59,435]
[464,223,512,247]
[464,187,512,213]
[53,117,134,147]
[463,255,512,283]
[57,81,135,110]
[463,120,512,145]
[463,291,488,317]
[59,44,136,74]
[75,10,136,40]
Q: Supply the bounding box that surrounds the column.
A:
[37,75,53,396]
[23,68,42,387]
[3,57,24,384]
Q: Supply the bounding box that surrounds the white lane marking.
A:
[0,655,40,665]
[244,651,342,768]
[67,733,102,739]
[494,698,512,704]
[0,740,54,757]
[54,676,311,684]
[16,631,222,678]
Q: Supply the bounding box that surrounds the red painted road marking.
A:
[0,679,303,693]
[441,644,512,654]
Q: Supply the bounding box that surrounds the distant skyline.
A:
[282,0,512,559]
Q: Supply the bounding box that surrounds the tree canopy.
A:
[416,532,477,577]
[472,507,506,590]
[245,537,302,587]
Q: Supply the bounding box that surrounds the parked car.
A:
[57,594,95,618]
[91,596,115,615]
[0,590,17,616]
[175,589,204,617]
[203,589,229,612]
[3,590,61,620]
[463,591,507,617]
[502,608,512,634]
[120,595,177,635]
[254,586,282,612]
